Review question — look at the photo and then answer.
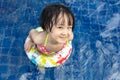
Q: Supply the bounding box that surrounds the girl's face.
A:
[48,13,73,44]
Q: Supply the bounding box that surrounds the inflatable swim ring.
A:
[25,27,72,67]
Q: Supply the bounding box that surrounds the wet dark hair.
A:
[39,4,75,32]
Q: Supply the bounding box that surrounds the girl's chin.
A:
[58,40,66,44]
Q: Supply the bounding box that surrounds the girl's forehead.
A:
[56,13,73,26]
[57,13,68,24]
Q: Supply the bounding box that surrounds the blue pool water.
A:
[0,0,120,80]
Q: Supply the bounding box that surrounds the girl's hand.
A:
[24,37,35,52]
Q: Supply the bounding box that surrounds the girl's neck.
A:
[43,31,64,47]
[46,34,62,46]
[48,36,61,45]
[42,32,65,52]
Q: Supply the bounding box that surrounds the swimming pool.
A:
[0,0,120,80]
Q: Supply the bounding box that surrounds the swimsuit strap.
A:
[44,34,69,47]
[66,39,69,46]
[44,34,49,46]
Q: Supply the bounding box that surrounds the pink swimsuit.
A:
[37,34,67,55]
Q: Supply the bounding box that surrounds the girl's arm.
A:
[24,29,40,52]
[24,36,34,52]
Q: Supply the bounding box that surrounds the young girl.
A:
[24,4,75,73]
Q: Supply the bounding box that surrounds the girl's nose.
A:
[61,29,68,37]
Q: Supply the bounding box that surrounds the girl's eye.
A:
[68,27,72,30]
[57,23,64,29]
[57,26,63,29]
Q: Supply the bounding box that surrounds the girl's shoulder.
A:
[31,27,43,45]
[34,27,47,45]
